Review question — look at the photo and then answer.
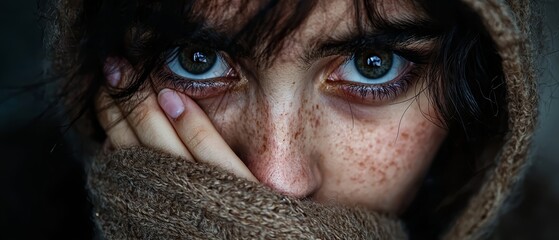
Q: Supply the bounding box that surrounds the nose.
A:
[237,99,321,199]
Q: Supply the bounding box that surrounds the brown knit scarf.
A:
[89,147,406,239]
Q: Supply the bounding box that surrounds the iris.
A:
[355,49,393,79]
[168,46,230,80]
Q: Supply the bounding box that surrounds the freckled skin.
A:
[189,0,447,214]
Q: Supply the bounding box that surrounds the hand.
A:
[95,58,257,181]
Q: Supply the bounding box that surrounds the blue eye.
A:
[338,49,408,84]
[168,46,230,80]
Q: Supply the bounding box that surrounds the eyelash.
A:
[163,70,238,98]
[323,52,421,104]
[159,50,240,99]
[327,65,420,103]
[161,45,427,102]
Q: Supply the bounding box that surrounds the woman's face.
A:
[153,0,446,213]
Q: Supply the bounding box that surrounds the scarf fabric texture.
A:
[90,147,406,239]
[73,0,538,239]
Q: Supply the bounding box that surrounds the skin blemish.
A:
[313,118,320,128]
[401,132,409,140]
[184,0,448,213]
[259,144,267,154]
[294,130,302,140]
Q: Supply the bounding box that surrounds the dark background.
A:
[0,1,558,239]
[0,1,93,239]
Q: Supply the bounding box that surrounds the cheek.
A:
[315,107,446,213]
[196,90,446,214]
[194,93,257,149]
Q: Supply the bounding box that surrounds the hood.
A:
[443,0,538,238]
[47,0,539,239]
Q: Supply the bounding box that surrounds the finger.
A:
[95,88,139,148]
[158,88,258,182]
[103,58,193,160]
[123,92,195,159]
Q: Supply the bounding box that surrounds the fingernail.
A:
[158,89,185,119]
[103,58,121,87]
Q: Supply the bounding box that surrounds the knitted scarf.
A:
[89,147,406,239]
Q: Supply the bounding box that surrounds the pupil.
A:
[355,50,393,79]
[367,56,382,67]
[192,52,208,63]
[178,47,217,75]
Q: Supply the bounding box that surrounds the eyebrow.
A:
[176,28,236,51]
[184,19,446,63]
[173,2,449,67]
[302,18,447,65]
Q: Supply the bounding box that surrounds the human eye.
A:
[339,49,408,85]
[164,45,240,99]
[168,46,230,79]
[324,48,418,104]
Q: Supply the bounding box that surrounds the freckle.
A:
[294,130,302,140]
[378,175,387,184]
[377,169,386,182]
[350,175,364,184]
[401,132,409,140]
[345,146,354,154]
[358,161,365,168]
[259,143,267,154]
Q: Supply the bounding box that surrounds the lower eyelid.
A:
[322,62,419,104]
[155,67,243,100]
[321,79,409,104]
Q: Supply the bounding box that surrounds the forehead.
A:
[185,0,430,65]
[192,0,427,31]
